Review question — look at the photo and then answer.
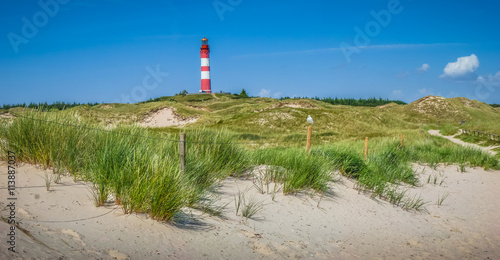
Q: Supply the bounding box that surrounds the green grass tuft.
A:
[439,124,459,136]
[0,110,249,221]
[252,148,333,194]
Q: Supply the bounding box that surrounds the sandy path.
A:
[1,162,500,259]
[428,130,498,155]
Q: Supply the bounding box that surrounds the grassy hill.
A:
[21,94,493,147]
[3,94,497,148]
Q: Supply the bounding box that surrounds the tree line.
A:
[1,101,100,111]
[279,96,406,107]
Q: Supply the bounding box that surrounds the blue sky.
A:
[1,0,500,105]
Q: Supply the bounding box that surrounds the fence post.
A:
[400,133,404,148]
[179,133,186,174]
[306,126,312,153]
[364,137,368,161]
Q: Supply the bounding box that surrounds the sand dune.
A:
[140,107,198,128]
[1,162,499,259]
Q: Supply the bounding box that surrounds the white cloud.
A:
[440,54,479,80]
[258,89,271,97]
[418,63,430,72]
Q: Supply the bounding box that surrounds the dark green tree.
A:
[177,90,188,96]
[239,89,249,98]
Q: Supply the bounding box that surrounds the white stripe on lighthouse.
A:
[201,71,210,79]
[201,58,210,67]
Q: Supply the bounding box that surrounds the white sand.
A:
[140,107,198,128]
[1,162,499,259]
[0,113,14,120]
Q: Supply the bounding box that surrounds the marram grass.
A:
[312,135,499,209]
[252,147,333,194]
[1,109,498,216]
[0,110,249,221]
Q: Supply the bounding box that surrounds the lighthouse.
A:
[200,37,211,93]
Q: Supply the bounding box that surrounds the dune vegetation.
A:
[1,95,499,219]
[0,111,249,220]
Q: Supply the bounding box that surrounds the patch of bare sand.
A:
[140,107,198,128]
[0,113,14,119]
[1,162,499,259]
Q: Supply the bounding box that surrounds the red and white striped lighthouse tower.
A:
[200,37,211,93]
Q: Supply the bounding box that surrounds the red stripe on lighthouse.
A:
[201,79,210,92]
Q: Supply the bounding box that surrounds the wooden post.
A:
[400,133,404,148]
[179,133,186,173]
[306,126,312,153]
[364,137,368,161]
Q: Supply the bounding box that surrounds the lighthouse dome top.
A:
[201,37,208,46]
